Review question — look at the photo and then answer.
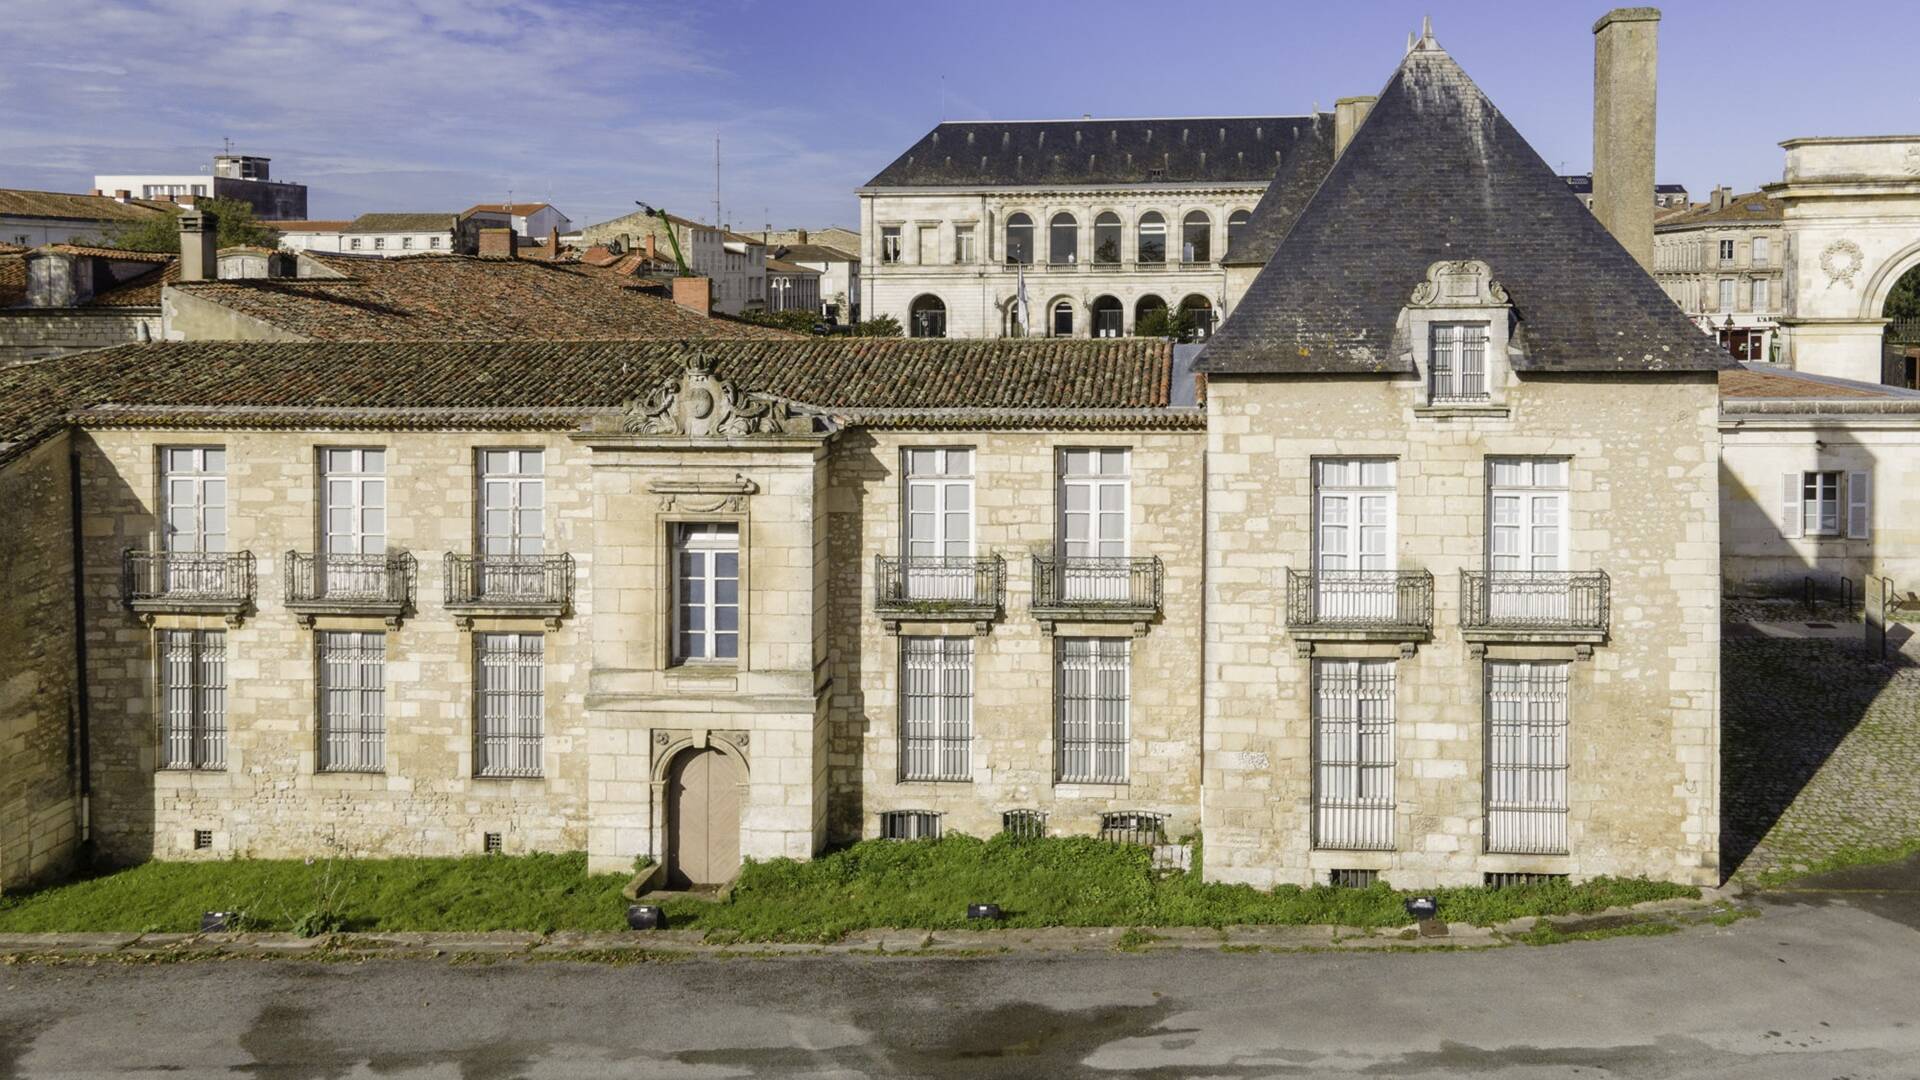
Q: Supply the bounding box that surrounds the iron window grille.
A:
[1056,637,1130,784]
[899,637,973,782]
[1001,809,1048,840]
[1285,568,1434,630]
[1485,661,1571,855]
[1459,570,1610,633]
[159,629,226,770]
[484,832,504,855]
[879,810,942,840]
[1098,811,1165,846]
[475,633,544,778]
[1484,872,1569,889]
[1312,659,1396,851]
[1328,868,1380,889]
[318,631,386,773]
[193,829,213,851]
[1429,322,1490,402]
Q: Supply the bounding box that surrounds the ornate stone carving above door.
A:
[622,348,815,437]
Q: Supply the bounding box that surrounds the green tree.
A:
[1885,265,1920,320]
[90,197,282,253]
[851,314,903,338]
[1133,305,1194,341]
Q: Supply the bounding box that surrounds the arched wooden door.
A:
[667,747,742,888]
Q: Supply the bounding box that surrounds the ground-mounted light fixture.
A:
[626,904,666,931]
[966,903,1005,921]
[1404,896,1438,922]
[201,911,240,933]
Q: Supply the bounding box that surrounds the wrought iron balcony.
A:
[443,553,574,628]
[1285,569,1434,655]
[121,549,256,626]
[284,551,416,627]
[1030,555,1162,634]
[874,554,1005,634]
[1460,570,1610,651]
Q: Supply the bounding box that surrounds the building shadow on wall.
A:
[1717,451,1913,883]
[823,429,879,848]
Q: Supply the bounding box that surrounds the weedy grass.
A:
[1751,838,1920,889]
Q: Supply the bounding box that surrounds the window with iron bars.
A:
[1484,872,1569,889]
[476,633,544,777]
[1312,658,1396,850]
[1056,637,1129,783]
[1328,868,1379,889]
[1485,661,1570,855]
[318,631,386,772]
[900,636,972,781]
[879,810,942,840]
[159,629,226,770]
[1098,811,1165,846]
[1428,322,1489,403]
[1001,809,1047,839]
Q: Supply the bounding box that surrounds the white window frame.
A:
[902,447,974,600]
[1428,322,1490,402]
[475,632,544,778]
[322,448,387,556]
[1056,637,1129,784]
[161,446,227,555]
[1784,470,1850,538]
[900,637,973,782]
[953,224,975,264]
[1719,278,1735,311]
[1313,458,1396,620]
[1485,661,1570,855]
[159,629,226,771]
[1719,238,1735,264]
[880,225,902,264]
[1312,658,1395,850]
[1751,278,1768,313]
[1487,457,1570,620]
[672,523,740,663]
[1057,448,1130,602]
[318,631,386,773]
[1752,236,1769,266]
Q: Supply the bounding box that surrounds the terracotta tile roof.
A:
[1718,365,1910,400]
[766,258,821,275]
[343,213,460,233]
[0,188,174,223]
[1656,193,1782,231]
[43,244,173,262]
[165,254,800,341]
[0,242,29,256]
[463,203,555,217]
[274,220,352,233]
[0,253,24,307]
[86,261,177,307]
[772,243,859,264]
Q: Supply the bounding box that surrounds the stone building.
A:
[857,115,1331,339]
[94,154,307,221]
[0,189,175,248]
[0,244,170,362]
[334,213,477,257]
[764,257,822,315]
[769,239,861,325]
[1655,190,1785,362]
[578,212,768,316]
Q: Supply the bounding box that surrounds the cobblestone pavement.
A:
[1721,628,1920,881]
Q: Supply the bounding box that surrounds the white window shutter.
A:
[1848,471,1871,539]
[1780,473,1803,539]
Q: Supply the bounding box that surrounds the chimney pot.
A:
[1591,7,1661,271]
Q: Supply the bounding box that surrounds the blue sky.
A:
[4,1,1916,231]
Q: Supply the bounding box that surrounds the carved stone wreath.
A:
[622,347,811,437]
[1905,146,1920,177]
[1820,239,1865,288]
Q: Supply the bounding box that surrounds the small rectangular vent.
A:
[1484,872,1569,890]
[1099,812,1167,847]
[1328,868,1379,889]
[483,832,503,855]
[880,810,941,841]
[193,829,213,851]
[1000,809,1047,840]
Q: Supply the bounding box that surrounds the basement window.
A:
[1000,809,1047,840]
[1484,872,1569,889]
[879,810,942,841]
[483,831,503,854]
[193,829,213,851]
[1328,868,1379,889]
[1098,811,1166,847]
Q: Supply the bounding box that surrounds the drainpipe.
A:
[67,445,93,844]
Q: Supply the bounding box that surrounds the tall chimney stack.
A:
[178,210,218,282]
[1591,7,1660,271]
[1333,96,1377,159]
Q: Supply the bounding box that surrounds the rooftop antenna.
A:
[713,135,722,227]
[221,135,232,155]
[940,75,947,121]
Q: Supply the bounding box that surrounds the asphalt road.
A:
[3,862,1918,1079]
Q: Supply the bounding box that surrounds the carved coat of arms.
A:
[622,349,811,437]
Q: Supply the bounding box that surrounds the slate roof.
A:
[0,188,175,223]
[1220,112,1335,268]
[864,117,1320,188]
[165,254,798,341]
[1196,38,1734,375]
[1655,192,1782,231]
[343,213,461,233]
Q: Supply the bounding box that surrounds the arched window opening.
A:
[1005,213,1034,266]
[1051,299,1075,337]
[1090,295,1123,338]
[1049,213,1078,266]
[1134,294,1169,337]
[1137,212,1166,265]
[909,294,947,338]
[1182,211,1212,264]
[1093,213,1122,265]
[1180,293,1215,339]
[1880,263,1920,387]
[1227,209,1251,256]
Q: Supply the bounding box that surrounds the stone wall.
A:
[1200,372,1723,888]
[0,310,159,364]
[824,428,1207,844]
[162,290,307,343]
[0,432,81,892]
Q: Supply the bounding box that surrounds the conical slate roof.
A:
[1196,35,1732,375]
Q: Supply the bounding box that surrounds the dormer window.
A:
[1429,323,1490,403]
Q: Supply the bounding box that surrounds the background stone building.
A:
[1655,189,1785,362]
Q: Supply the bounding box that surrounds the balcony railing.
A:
[284,550,415,627]
[1285,569,1434,647]
[1031,555,1162,632]
[122,549,255,625]
[443,553,574,628]
[874,554,1005,632]
[1460,570,1610,642]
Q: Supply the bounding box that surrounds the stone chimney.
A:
[672,276,712,318]
[478,227,518,259]
[178,210,218,282]
[645,234,657,262]
[1709,185,1729,212]
[546,226,562,260]
[1591,7,1660,271]
[1333,96,1377,159]
[796,228,808,244]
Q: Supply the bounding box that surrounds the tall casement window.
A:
[916,224,938,264]
[161,446,227,595]
[1314,458,1396,620]
[1752,236,1770,266]
[1718,278,1735,311]
[1004,213,1034,265]
[1092,212,1121,264]
[953,225,975,264]
[318,631,386,772]
[899,636,973,782]
[1782,470,1869,539]
[903,448,974,599]
[321,447,386,595]
[1751,278,1769,313]
[1180,210,1211,263]
[880,225,901,264]
[1428,322,1490,402]
[1049,212,1078,265]
[673,523,740,662]
[478,449,544,597]
[1485,661,1571,855]
[1056,637,1129,783]
[159,630,226,771]
[1312,658,1395,850]
[1487,458,1569,620]
[1226,209,1251,253]
[475,632,544,777]
[1136,212,1166,264]
[1057,448,1129,601]
[1719,238,1735,263]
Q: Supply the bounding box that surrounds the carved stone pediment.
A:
[1408,259,1509,308]
[622,348,814,437]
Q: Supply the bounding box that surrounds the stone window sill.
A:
[1414,403,1510,419]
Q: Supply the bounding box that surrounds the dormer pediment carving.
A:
[622,348,815,437]
[1408,259,1509,309]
